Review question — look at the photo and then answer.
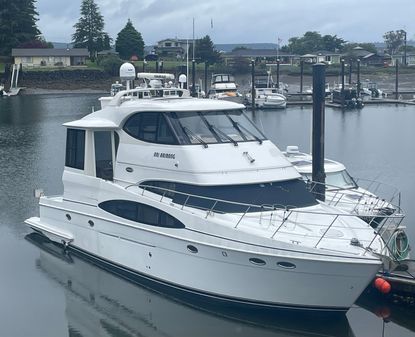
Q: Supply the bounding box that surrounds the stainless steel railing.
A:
[128,183,405,254]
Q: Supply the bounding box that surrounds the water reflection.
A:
[26,233,353,337]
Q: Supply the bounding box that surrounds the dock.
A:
[378,260,415,295]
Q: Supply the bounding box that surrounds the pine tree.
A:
[195,35,221,65]
[115,19,144,60]
[72,0,110,59]
[0,0,41,55]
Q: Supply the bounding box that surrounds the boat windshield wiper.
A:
[182,126,208,148]
[227,115,263,144]
[200,115,238,146]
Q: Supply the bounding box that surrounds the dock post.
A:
[312,63,326,202]
[300,60,304,97]
[159,60,163,73]
[251,59,256,112]
[204,62,208,98]
[341,59,345,108]
[348,60,352,85]
[395,60,399,100]
[192,59,196,97]
[357,59,361,98]
[276,59,280,89]
[156,61,159,73]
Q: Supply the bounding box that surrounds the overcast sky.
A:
[36,0,415,46]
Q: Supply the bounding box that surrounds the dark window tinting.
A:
[65,128,85,169]
[99,200,185,229]
[123,112,178,144]
[142,179,317,213]
[94,131,113,180]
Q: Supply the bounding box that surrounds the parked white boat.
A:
[208,74,244,104]
[26,93,392,312]
[245,71,287,109]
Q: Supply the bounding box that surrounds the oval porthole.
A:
[187,245,198,254]
[88,220,94,227]
[249,258,266,266]
[126,167,134,173]
[66,214,71,221]
[277,261,296,269]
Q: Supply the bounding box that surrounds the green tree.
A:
[285,31,346,54]
[72,0,111,59]
[115,19,144,60]
[195,35,221,64]
[383,30,406,55]
[0,0,41,55]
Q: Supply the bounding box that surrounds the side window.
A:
[99,200,185,228]
[65,128,85,170]
[123,112,178,144]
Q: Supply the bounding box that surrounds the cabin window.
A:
[123,112,179,145]
[65,128,85,170]
[142,179,317,213]
[99,200,185,228]
[94,131,113,180]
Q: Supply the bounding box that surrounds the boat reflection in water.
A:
[26,232,354,337]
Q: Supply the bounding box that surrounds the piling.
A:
[300,60,304,95]
[395,60,399,100]
[159,60,163,73]
[251,60,256,112]
[312,63,326,202]
[155,61,159,73]
[191,59,196,97]
[357,59,361,98]
[204,62,208,98]
[276,59,280,89]
[341,59,345,108]
[348,60,352,85]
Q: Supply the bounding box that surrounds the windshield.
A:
[304,170,357,190]
[168,110,266,145]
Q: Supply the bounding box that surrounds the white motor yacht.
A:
[27,92,392,312]
[208,74,244,104]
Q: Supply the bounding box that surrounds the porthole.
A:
[88,220,94,227]
[277,261,296,269]
[249,258,266,266]
[126,167,133,173]
[66,214,71,221]
[187,245,198,253]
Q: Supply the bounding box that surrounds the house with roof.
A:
[390,53,415,66]
[222,48,298,65]
[342,47,391,66]
[154,39,194,59]
[12,48,89,68]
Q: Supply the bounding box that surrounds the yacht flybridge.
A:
[26,90,394,312]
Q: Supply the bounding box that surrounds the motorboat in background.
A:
[25,67,395,312]
[208,74,244,104]
[331,84,364,109]
[245,69,287,109]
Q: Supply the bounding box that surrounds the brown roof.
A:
[12,48,89,57]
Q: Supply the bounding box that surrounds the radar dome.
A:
[119,63,136,81]
[178,74,187,83]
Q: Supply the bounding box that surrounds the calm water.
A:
[1,94,415,337]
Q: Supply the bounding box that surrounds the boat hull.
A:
[26,200,381,312]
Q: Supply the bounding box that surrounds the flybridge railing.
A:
[127,183,405,253]
[109,88,190,106]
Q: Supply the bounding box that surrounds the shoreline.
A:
[22,88,108,95]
